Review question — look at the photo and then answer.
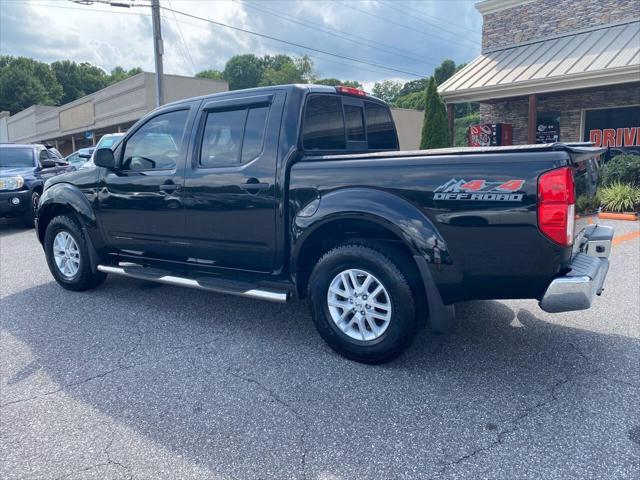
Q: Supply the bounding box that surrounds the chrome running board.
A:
[97,265,289,303]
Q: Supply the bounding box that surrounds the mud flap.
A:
[414,256,456,334]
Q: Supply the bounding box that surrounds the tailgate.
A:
[562,145,606,251]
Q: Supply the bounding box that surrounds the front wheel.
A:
[309,244,417,364]
[44,214,107,291]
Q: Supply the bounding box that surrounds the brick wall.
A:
[482,0,638,50]
[479,83,640,145]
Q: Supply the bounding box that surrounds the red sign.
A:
[583,106,640,147]
[588,127,640,147]
[468,123,512,147]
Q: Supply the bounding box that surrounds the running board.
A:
[97,265,289,303]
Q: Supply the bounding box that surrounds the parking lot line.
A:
[612,230,640,246]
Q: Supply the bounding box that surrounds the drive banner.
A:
[584,106,640,148]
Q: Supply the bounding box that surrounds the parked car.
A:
[604,146,640,162]
[65,147,94,169]
[1,143,70,227]
[35,85,612,363]
[79,133,125,169]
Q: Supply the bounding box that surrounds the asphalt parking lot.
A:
[1,218,638,480]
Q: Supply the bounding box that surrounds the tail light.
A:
[336,86,366,97]
[538,166,575,247]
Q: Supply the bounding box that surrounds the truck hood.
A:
[0,166,36,177]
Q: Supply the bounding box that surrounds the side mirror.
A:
[40,159,56,169]
[94,148,116,169]
[79,152,92,159]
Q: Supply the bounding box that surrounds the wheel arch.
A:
[36,183,96,244]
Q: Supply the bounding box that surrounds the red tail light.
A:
[336,86,366,97]
[538,167,575,246]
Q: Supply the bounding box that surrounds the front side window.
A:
[303,95,345,150]
[122,109,188,171]
[365,102,397,150]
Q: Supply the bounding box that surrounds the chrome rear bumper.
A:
[539,225,613,313]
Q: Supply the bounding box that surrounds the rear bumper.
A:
[539,225,613,313]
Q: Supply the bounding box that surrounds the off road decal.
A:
[434,179,525,201]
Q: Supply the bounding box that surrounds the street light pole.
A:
[151,0,165,107]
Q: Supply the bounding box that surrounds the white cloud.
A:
[0,0,482,84]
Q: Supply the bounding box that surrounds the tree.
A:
[195,69,225,81]
[398,78,428,97]
[51,60,110,104]
[420,77,450,150]
[395,91,425,110]
[224,54,264,90]
[258,55,316,87]
[315,78,363,89]
[433,59,457,85]
[0,56,62,114]
[371,80,402,104]
[108,66,143,84]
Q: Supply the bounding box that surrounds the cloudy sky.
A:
[0,0,482,89]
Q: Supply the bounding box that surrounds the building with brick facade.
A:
[439,0,640,147]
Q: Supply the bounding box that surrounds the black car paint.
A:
[37,84,594,306]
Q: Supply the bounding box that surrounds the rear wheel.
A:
[44,214,107,291]
[309,244,417,364]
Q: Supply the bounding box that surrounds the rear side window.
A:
[200,106,270,167]
[242,106,269,162]
[303,95,345,150]
[365,102,397,150]
[200,109,245,167]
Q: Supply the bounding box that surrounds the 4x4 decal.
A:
[434,179,525,201]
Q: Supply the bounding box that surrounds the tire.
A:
[309,244,417,364]
[44,214,107,291]
[20,191,39,228]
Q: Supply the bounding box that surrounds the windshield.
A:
[0,148,34,168]
[97,134,124,149]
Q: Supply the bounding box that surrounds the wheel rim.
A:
[53,231,81,279]
[327,269,392,342]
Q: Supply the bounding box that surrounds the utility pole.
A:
[72,0,165,107]
[151,0,165,107]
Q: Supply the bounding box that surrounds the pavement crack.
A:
[429,373,570,479]
[226,367,309,480]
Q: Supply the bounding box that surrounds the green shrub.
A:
[419,77,450,149]
[600,154,640,186]
[454,112,480,147]
[599,182,640,212]
[576,190,601,214]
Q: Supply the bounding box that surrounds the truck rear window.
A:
[303,95,345,150]
[302,94,397,151]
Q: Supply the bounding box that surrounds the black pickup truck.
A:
[36,84,613,363]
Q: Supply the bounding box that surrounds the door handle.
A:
[160,182,181,193]
[242,179,270,194]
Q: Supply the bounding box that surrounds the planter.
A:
[598,212,638,221]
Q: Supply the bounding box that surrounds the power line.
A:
[387,0,481,35]
[235,0,439,67]
[344,2,479,49]
[156,10,415,81]
[164,0,197,74]
[161,5,427,77]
